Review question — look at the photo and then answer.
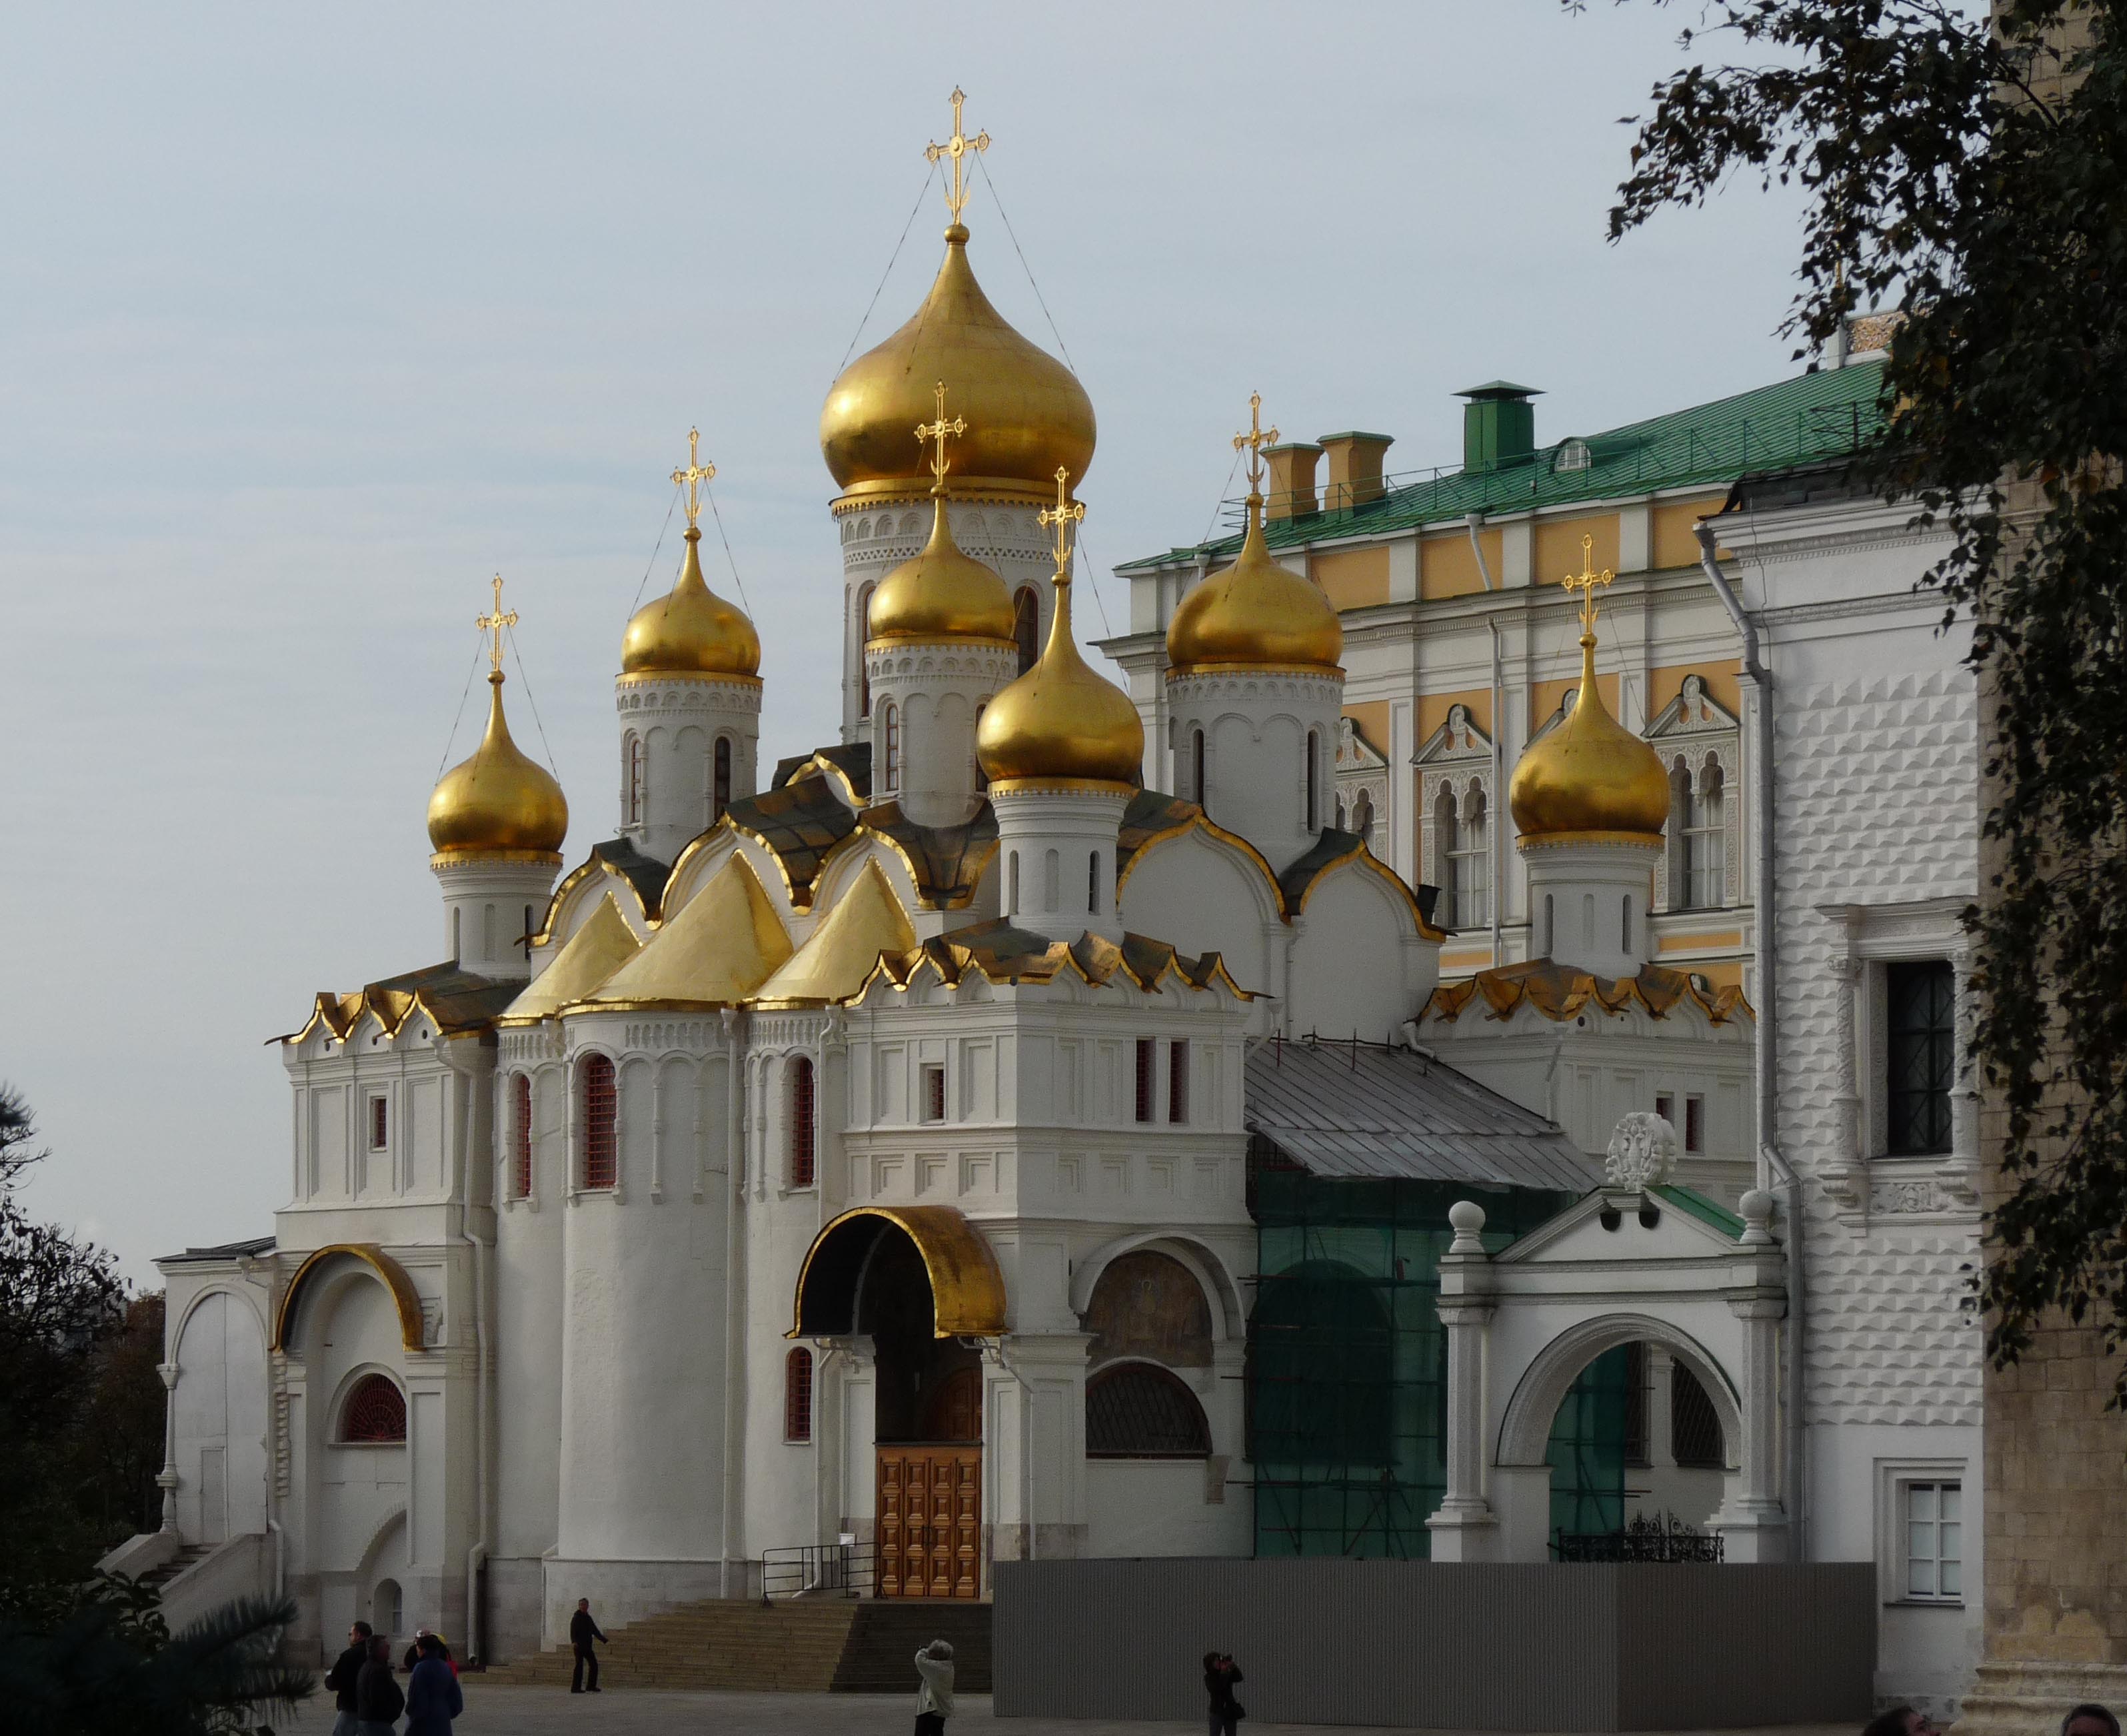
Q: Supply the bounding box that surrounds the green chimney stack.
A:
[1455,381,1542,472]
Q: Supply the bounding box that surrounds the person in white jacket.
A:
[914,1639,956,1735]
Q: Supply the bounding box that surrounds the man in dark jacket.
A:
[325,1620,373,1736]
[355,1635,404,1735]
[569,1598,608,1693]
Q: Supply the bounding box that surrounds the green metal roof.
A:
[1652,1184,1746,1240]
[1118,360,1888,574]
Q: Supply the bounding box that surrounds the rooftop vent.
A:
[1455,381,1542,474]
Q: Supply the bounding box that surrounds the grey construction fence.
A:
[993,1557,1874,1729]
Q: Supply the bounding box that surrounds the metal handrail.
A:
[759,1539,873,1607]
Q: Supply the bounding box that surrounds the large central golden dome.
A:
[977,564,1144,787]
[1509,631,1668,843]
[821,224,1096,501]
[1166,494,1343,675]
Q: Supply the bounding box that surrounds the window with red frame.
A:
[581,1054,617,1189]
[341,1373,407,1443]
[713,737,733,820]
[1134,1040,1154,1124]
[785,1347,814,1442]
[1168,1041,1190,1124]
[369,1095,388,1150]
[511,1074,533,1200]
[790,1057,817,1188]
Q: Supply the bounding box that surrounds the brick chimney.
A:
[1317,431,1395,508]
[1263,442,1323,521]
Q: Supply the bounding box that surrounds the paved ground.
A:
[281,1683,1854,1736]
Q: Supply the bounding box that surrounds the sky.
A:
[0,3,1811,1284]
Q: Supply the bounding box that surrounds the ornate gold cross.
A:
[915,380,966,489]
[1233,391,1280,494]
[1560,533,1616,635]
[477,574,518,676]
[671,426,716,531]
[925,87,990,224]
[1039,465,1084,576]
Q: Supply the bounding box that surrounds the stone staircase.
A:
[477,1597,993,1695]
[135,1544,213,1594]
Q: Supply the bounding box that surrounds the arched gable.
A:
[1286,856,1434,1040]
[272,1244,425,1353]
[1118,824,1282,964]
[1068,1231,1245,1341]
[1494,1311,1742,1471]
[539,856,654,952]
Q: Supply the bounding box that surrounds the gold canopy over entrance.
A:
[789,1205,1007,1340]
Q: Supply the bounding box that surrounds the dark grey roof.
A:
[1244,1038,1599,1191]
[161,1236,275,1264]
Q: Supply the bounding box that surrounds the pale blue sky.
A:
[0,3,1808,1282]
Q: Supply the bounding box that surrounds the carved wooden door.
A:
[875,1445,981,1599]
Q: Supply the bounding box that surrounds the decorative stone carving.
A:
[1604,1112,1679,1190]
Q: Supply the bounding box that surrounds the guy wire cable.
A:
[973,151,1076,373]
[703,482,755,616]
[504,622,564,779]
[838,161,941,374]
[629,482,683,616]
[433,632,488,784]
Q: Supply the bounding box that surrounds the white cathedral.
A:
[131,99,1987,1717]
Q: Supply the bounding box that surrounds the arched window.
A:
[1191,728,1206,810]
[1352,790,1374,846]
[789,1056,817,1189]
[624,734,646,828]
[1449,786,1488,928]
[857,583,876,717]
[1684,760,1725,908]
[341,1373,407,1444]
[1043,848,1060,910]
[1013,587,1041,675]
[1542,894,1555,958]
[1008,850,1021,916]
[785,1347,814,1442]
[451,906,461,961]
[1086,1364,1212,1457]
[713,737,733,820]
[579,1054,617,1190]
[1087,850,1100,914]
[881,703,901,791]
[511,1074,533,1200]
[1622,894,1634,953]
[1306,729,1320,830]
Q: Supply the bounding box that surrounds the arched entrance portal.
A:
[793,1208,1008,1600]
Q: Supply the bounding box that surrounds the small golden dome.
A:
[1165,495,1343,674]
[1508,632,1669,842]
[977,569,1143,786]
[427,673,569,857]
[821,225,1096,499]
[867,491,1016,646]
[621,528,761,678]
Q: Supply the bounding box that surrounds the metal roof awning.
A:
[1244,1038,1598,1192]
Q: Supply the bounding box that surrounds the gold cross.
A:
[1560,533,1616,636]
[1039,466,1084,576]
[671,427,716,532]
[476,574,518,676]
[925,87,990,224]
[915,380,966,490]
[1233,392,1280,494]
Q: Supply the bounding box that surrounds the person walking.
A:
[355,1634,405,1736]
[569,1597,609,1694]
[325,1620,374,1736]
[401,1627,454,1674]
[913,1637,955,1736]
[1202,1650,1244,1736]
[404,1632,463,1736]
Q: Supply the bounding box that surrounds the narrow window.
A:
[341,1373,408,1444]
[1087,850,1100,915]
[1447,786,1488,928]
[625,735,646,827]
[1654,1091,1676,1127]
[973,704,989,792]
[521,905,535,962]
[1886,960,1956,1156]
[369,1096,389,1151]
[857,583,876,717]
[483,902,496,960]
[789,1056,817,1188]
[1008,850,1021,916]
[1191,728,1206,809]
[881,703,901,792]
[1685,761,1726,908]
[511,1074,533,1200]
[1622,894,1633,954]
[1306,728,1320,830]
[785,1347,815,1443]
[1043,848,1060,910]
[1134,1040,1155,1124]
[1013,586,1040,676]
[1168,1041,1189,1124]
[1352,790,1374,846]
[922,1063,946,1124]
[451,906,461,962]
[1904,1481,1963,1601]
[1433,785,1458,923]
[713,737,733,820]
[1670,1363,1726,1469]
[581,1054,617,1189]
[1542,894,1554,957]
[1683,1094,1705,1154]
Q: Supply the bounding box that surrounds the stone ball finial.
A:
[1446,1198,1488,1255]
[1604,1112,1679,1192]
[1738,1188,1776,1246]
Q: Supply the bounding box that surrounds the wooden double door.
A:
[876,1445,982,1599]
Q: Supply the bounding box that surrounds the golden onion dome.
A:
[1165,494,1343,674]
[427,673,569,858]
[1508,630,1669,842]
[621,528,761,678]
[821,224,1096,500]
[977,567,1144,786]
[867,490,1016,646]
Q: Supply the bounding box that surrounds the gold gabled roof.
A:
[751,857,917,1007]
[499,895,640,1025]
[572,854,791,1012]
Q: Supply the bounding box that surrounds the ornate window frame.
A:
[1414,704,1492,928]
[1333,714,1389,846]
[1646,675,1741,912]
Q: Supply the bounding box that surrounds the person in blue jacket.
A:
[405,1631,463,1735]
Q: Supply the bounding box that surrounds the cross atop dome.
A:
[1234,392,1280,496]
[671,427,716,532]
[1039,465,1084,578]
[477,574,517,678]
[926,87,990,226]
[915,381,967,494]
[1560,532,1615,638]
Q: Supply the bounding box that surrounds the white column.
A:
[1711,1284,1790,1562]
[157,1361,181,1531]
[1425,1200,1499,1561]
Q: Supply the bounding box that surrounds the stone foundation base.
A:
[1952,1661,2127,1736]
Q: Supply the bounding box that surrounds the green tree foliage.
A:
[1574,1,2127,1389]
